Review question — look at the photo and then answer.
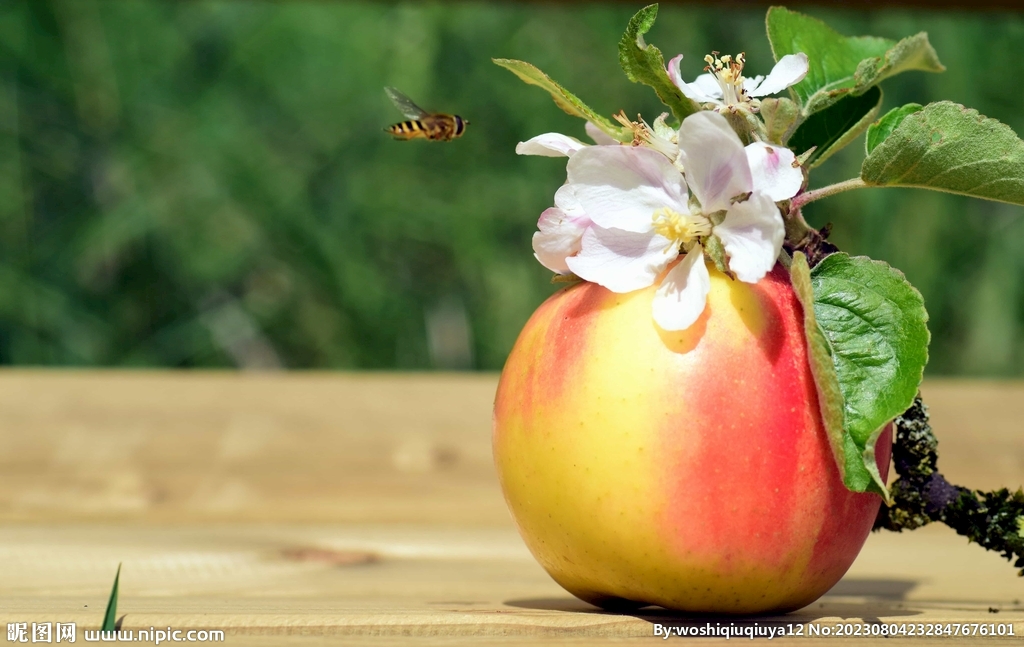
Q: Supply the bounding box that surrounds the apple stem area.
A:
[874,396,1024,575]
[783,224,840,268]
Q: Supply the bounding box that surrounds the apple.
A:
[493,261,891,614]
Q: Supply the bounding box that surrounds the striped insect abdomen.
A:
[386,120,427,139]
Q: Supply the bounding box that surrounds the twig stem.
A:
[791,178,868,209]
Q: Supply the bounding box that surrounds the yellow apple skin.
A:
[493,262,891,614]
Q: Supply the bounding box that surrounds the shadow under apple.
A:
[503,577,923,623]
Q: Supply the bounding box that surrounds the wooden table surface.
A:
[1,371,1022,645]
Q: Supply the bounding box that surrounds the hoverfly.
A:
[384,87,468,142]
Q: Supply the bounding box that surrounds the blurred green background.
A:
[1,1,1022,373]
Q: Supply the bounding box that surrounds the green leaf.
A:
[766,7,943,114]
[862,101,1024,206]
[809,253,929,497]
[759,97,800,145]
[102,563,121,632]
[618,5,699,122]
[852,33,944,94]
[492,58,629,142]
[788,86,883,167]
[866,103,922,154]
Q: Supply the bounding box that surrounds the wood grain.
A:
[0,371,504,524]
[0,523,1022,643]
[0,371,1022,643]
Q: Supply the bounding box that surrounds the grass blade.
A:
[102,564,121,632]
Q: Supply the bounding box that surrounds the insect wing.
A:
[385,87,428,120]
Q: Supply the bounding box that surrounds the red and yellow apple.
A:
[493,261,891,614]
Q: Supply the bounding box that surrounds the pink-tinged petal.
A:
[566,225,677,293]
[567,146,688,234]
[585,121,619,146]
[745,143,803,201]
[652,246,711,331]
[533,207,587,274]
[715,193,784,283]
[667,55,722,104]
[748,53,809,98]
[553,184,588,221]
[516,133,588,157]
[677,111,751,214]
[666,54,684,85]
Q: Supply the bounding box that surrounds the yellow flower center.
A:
[652,207,711,246]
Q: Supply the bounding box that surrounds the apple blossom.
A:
[561,111,798,330]
[667,51,809,113]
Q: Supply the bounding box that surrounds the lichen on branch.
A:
[874,396,1024,575]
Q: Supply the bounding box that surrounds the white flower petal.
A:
[553,183,587,219]
[566,225,677,293]
[666,55,722,104]
[585,121,619,146]
[567,145,688,234]
[715,193,784,283]
[745,143,803,201]
[677,111,751,213]
[748,53,809,98]
[742,74,765,94]
[691,73,725,102]
[516,133,588,157]
[652,245,711,331]
[532,207,587,274]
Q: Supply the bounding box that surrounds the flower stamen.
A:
[652,207,712,250]
[614,111,679,162]
[703,51,761,113]
[613,111,646,147]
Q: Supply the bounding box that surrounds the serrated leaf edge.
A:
[791,252,891,500]
[791,254,865,493]
[617,4,700,121]
[861,101,1024,206]
[813,253,931,499]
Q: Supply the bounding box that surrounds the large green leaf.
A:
[492,58,629,142]
[861,101,1024,205]
[617,4,699,122]
[766,7,943,114]
[788,86,882,167]
[798,252,930,497]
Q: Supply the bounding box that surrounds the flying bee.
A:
[384,87,468,142]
